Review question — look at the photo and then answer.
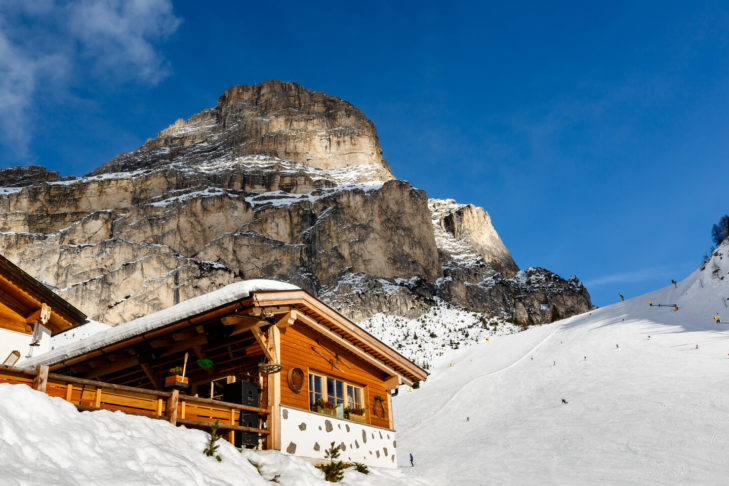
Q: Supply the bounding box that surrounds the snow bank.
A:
[0,384,421,485]
[23,280,300,368]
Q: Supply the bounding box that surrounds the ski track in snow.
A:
[398,322,562,438]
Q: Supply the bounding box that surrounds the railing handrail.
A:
[179,393,269,415]
[47,373,174,398]
[0,364,35,377]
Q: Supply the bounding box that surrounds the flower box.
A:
[346,412,366,424]
[164,374,189,389]
[317,406,336,417]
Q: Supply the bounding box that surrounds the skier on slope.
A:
[715,314,721,324]
[619,293,624,302]
[409,452,414,467]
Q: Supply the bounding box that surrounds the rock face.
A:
[92,81,394,183]
[0,81,591,326]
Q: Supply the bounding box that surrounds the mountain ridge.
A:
[0,80,591,326]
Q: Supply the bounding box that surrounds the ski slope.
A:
[394,241,729,484]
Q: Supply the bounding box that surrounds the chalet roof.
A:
[23,279,298,367]
[23,279,428,384]
[0,253,87,334]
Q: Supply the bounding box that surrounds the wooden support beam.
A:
[140,363,160,390]
[229,319,266,337]
[221,314,262,326]
[275,310,297,329]
[25,308,42,323]
[266,324,281,450]
[32,365,48,393]
[386,391,394,430]
[247,305,291,317]
[251,327,274,362]
[0,285,33,318]
[167,389,179,425]
[384,375,400,390]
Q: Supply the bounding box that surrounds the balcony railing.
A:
[0,364,269,444]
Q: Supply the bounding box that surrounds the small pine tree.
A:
[711,215,729,248]
[203,420,223,462]
[353,462,369,474]
[317,442,345,482]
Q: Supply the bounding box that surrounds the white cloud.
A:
[0,0,181,157]
[67,0,182,85]
[584,266,675,288]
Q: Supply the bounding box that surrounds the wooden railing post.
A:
[32,365,49,393]
[228,409,236,444]
[167,389,179,425]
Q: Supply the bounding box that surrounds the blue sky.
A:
[1,1,727,307]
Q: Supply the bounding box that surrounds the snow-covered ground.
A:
[0,384,424,486]
[3,242,728,484]
[395,240,729,484]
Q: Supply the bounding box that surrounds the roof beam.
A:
[294,311,412,385]
[140,362,160,390]
[251,327,274,362]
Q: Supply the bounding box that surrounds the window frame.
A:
[308,371,365,413]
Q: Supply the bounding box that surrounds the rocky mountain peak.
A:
[0,81,591,326]
[90,80,393,183]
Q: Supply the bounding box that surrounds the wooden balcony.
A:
[0,364,269,445]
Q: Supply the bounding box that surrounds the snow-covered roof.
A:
[22,279,299,367]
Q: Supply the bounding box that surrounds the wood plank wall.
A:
[278,323,392,430]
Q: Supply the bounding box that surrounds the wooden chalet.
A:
[0,254,87,364]
[12,280,427,468]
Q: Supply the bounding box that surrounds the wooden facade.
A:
[17,283,427,456]
[0,254,86,336]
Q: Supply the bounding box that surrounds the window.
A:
[309,372,363,412]
[346,384,363,409]
[309,373,323,409]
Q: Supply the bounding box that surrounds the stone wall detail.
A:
[279,406,397,469]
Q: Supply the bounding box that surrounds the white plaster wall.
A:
[1,327,51,365]
[280,406,397,469]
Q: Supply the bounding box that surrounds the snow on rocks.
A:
[428,199,483,269]
[358,301,517,368]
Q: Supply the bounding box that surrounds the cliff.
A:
[0,81,591,325]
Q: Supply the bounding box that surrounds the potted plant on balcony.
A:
[165,366,189,389]
[315,398,336,417]
[344,406,366,423]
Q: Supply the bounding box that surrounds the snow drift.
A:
[0,384,422,486]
